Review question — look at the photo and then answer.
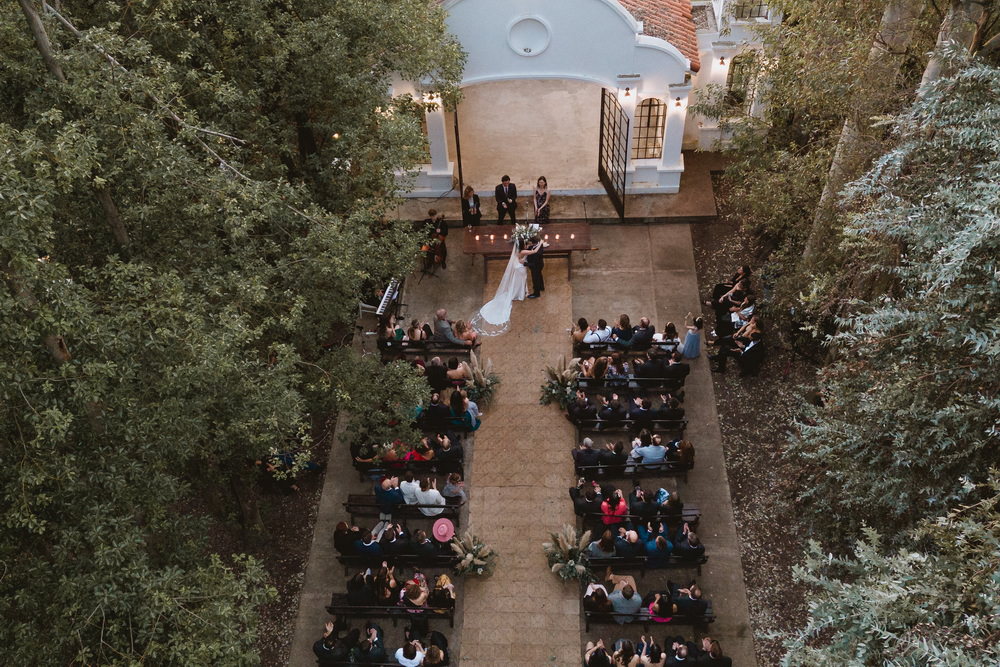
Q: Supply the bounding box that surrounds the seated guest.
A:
[417,391,451,431]
[601,489,628,526]
[313,620,351,665]
[433,433,464,469]
[445,357,470,384]
[374,476,405,515]
[372,565,399,605]
[399,572,429,609]
[583,639,614,667]
[629,399,656,431]
[404,441,435,462]
[633,352,666,379]
[672,439,695,467]
[656,396,685,422]
[663,352,690,381]
[583,582,614,616]
[380,524,410,555]
[664,637,697,666]
[411,629,450,666]
[614,528,643,557]
[604,568,643,624]
[573,437,603,469]
[611,314,634,345]
[569,390,598,422]
[334,521,360,554]
[714,281,750,337]
[636,637,665,667]
[355,529,383,555]
[613,640,641,667]
[604,353,631,388]
[441,472,467,503]
[584,319,614,343]
[670,580,708,616]
[400,471,421,504]
[449,389,480,431]
[710,332,763,375]
[570,482,604,517]
[405,318,429,342]
[580,355,597,378]
[587,529,618,558]
[432,308,470,347]
[599,440,628,468]
[631,317,655,349]
[629,428,666,466]
[415,478,447,515]
[656,489,684,519]
[673,522,705,560]
[598,394,627,427]
[628,487,659,522]
[427,573,457,610]
[697,638,733,667]
[453,319,477,345]
[346,571,376,605]
[410,528,440,556]
[395,640,425,667]
[571,317,590,343]
[653,321,681,345]
[638,521,672,559]
[709,265,752,303]
[351,622,387,663]
[423,357,451,391]
[590,355,610,380]
[645,534,674,568]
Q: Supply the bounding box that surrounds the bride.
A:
[471,238,545,336]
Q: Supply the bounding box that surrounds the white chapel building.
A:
[395,0,775,201]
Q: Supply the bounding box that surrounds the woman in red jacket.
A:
[601,489,628,526]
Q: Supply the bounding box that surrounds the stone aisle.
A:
[459,258,581,665]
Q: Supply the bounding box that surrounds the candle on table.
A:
[555,234,560,240]
[490,234,495,242]
[544,234,549,240]
[570,233,575,239]
[475,235,480,241]
[503,233,508,240]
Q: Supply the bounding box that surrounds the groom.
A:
[526,237,545,298]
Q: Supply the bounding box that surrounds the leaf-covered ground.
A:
[691,177,814,665]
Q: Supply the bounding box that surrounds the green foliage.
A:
[539,356,581,409]
[781,476,1000,665]
[786,58,1000,536]
[0,0,463,662]
[450,532,498,577]
[542,524,596,584]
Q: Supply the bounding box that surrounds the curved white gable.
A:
[442,0,690,90]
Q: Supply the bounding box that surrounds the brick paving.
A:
[459,257,582,666]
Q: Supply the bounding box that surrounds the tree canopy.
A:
[0,0,463,662]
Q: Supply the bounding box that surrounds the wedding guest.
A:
[601,489,628,526]
[631,317,655,349]
[569,390,598,422]
[400,471,421,504]
[453,319,478,345]
[406,318,429,342]
[461,185,482,227]
[612,639,641,667]
[448,388,480,432]
[441,472,467,503]
[417,391,451,431]
[592,355,610,380]
[380,526,410,556]
[351,623,387,663]
[573,437,603,468]
[698,638,733,666]
[681,313,703,359]
[653,321,681,345]
[432,309,470,347]
[354,530,383,556]
[334,521,361,554]
[584,639,614,667]
[614,527,643,557]
[587,529,618,558]
[584,319,614,343]
[663,352,691,381]
[674,522,705,560]
[600,440,629,467]
[710,332,763,375]
[605,568,643,624]
[628,398,656,432]
[571,317,590,343]
[415,478,447,516]
[374,477,405,516]
[395,640,425,667]
[423,357,451,391]
[570,480,604,517]
[605,352,630,388]
[533,176,550,221]
[598,394,627,428]
[410,528,440,556]
[636,636,666,667]
[445,357,470,385]
[495,175,518,222]
[611,314,634,345]
[656,396,685,422]
[709,265,752,303]
[433,433,464,469]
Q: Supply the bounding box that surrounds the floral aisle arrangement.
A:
[354,439,410,466]
[465,350,500,407]
[512,222,542,246]
[539,356,581,409]
[450,532,497,577]
[543,524,596,583]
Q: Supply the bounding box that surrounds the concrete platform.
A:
[392,151,726,224]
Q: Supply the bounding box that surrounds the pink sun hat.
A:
[432,518,455,543]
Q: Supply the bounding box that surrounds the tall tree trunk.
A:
[19,0,130,251]
[801,0,924,265]
[919,0,991,92]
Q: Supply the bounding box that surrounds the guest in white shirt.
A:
[414,478,446,516]
[583,318,613,343]
[399,471,421,505]
[395,640,426,666]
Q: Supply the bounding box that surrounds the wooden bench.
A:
[378,338,476,360]
[571,417,688,438]
[336,553,460,576]
[576,376,685,395]
[324,594,454,627]
[352,458,465,481]
[580,507,701,529]
[574,460,693,483]
[584,600,714,631]
[574,340,679,358]
[588,554,709,576]
[344,494,464,526]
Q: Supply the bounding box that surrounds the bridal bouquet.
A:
[512,223,542,246]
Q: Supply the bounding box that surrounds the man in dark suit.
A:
[663,352,691,381]
[525,237,545,297]
[494,175,517,222]
[630,317,655,349]
[634,352,666,379]
[710,332,763,375]
[572,437,602,469]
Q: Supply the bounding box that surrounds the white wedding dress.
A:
[470,244,527,336]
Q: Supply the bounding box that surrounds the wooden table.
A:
[461,222,592,281]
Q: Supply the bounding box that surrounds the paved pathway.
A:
[458,258,581,665]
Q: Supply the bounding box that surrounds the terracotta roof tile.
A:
[618,0,701,72]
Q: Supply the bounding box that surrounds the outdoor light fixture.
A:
[719,56,726,65]
[624,87,631,97]
[675,97,682,107]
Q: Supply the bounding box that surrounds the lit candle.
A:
[544,234,549,240]
[489,234,495,242]
[475,235,480,241]
[570,233,575,239]
[555,234,560,240]
[503,233,508,239]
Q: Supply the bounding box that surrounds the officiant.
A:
[526,236,545,298]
